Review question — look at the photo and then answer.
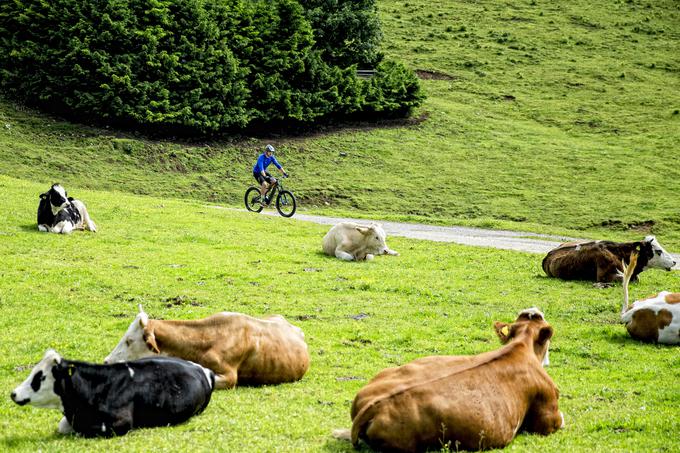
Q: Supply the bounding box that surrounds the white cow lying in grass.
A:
[322,222,398,261]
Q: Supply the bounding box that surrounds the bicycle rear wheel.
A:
[276,190,296,217]
[244,187,264,213]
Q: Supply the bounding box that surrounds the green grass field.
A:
[0,176,678,452]
[1,0,680,451]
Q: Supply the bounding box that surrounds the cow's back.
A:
[236,315,310,384]
[351,352,539,451]
[623,293,680,344]
[59,357,213,436]
[542,241,603,280]
[188,312,309,384]
[322,222,364,256]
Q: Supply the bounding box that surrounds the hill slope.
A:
[0,0,678,248]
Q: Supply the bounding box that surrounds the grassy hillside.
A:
[0,0,679,248]
[1,175,678,452]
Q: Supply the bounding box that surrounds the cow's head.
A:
[104,305,159,364]
[41,184,70,216]
[355,223,396,256]
[11,349,63,409]
[494,307,553,367]
[640,236,675,271]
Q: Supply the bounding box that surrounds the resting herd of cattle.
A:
[10,184,680,451]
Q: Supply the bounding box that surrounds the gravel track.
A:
[257,211,680,269]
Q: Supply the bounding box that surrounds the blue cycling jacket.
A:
[253,153,282,174]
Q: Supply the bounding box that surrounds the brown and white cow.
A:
[542,236,675,284]
[333,308,563,452]
[104,306,309,389]
[621,251,680,344]
[322,222,398,261]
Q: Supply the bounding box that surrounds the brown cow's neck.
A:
[148,320,212,358]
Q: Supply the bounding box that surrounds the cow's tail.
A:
[74,200,97,232]
[331,428,351,442]
[621,251,638,316]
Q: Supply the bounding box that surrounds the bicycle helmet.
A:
[265,144,275,154]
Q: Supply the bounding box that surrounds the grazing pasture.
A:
[0,176,678,451]
[1,0,679,451]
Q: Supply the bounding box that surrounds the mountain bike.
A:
[244,176,297,218]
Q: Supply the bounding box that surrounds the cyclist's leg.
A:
[264,173,277,196]
[256,172,269,197]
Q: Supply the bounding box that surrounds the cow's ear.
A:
[39,193,47,200]
[143,330,160,354]
[494,322,512,343]
[45,349,62,365]
[355,226,370,235]
[537,326,554,345]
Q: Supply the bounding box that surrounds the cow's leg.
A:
[334,248,355,261]
[365,254,375,261]
[38,224,49,232]
[57,416,74,434]
[384,248,399,256]
[52,221,73,234]
[214,367,238,389]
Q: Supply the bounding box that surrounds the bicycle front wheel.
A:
[276,190,297,217]
[244,187,264,213]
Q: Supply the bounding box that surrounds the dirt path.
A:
[259,211,680,268]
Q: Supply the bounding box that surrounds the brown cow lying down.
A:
[542,235,675,284]
[322,222,399,261]
[333,308,563,452]
[105,305,309,389]
[621,251,680,344]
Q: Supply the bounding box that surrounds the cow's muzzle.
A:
[10,392,29,406]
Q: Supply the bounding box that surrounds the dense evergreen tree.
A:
[300,0,383,68]
[0,0,422,133]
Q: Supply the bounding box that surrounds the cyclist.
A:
[253,144,288,205]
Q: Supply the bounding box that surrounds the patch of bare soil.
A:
[415,69,457,80]
[599,219,655,233]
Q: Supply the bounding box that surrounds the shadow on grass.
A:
[2,431,63,448]
[18,223,39,232]
[599,327,679,348]
[321,437,370,452]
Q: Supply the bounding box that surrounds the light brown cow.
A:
[105,305,309,388]
[322,222,398,261]
[621,251,680,344]
[333,308,563,452]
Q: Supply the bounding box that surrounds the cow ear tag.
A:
[68,366,75,376]
[501,326,509,337]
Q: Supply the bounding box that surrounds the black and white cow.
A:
[11,349,214,437]
[38,184,97,234]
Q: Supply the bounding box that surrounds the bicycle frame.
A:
[265,177,285,200]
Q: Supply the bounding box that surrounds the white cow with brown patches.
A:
[621,251,680,344]
[104,306,310,388]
